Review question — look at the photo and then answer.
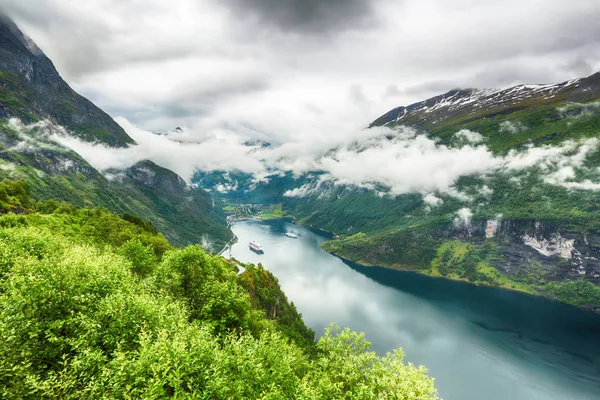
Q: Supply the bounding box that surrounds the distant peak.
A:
[370,72,600,128]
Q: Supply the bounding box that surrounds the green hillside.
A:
[0,180,438,399]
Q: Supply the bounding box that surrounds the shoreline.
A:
[325,248,600,314]
[228,216,599,313]
[217,233,238,256]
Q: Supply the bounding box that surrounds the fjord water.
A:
[230,220,600,400]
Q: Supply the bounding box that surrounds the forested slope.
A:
[0,179,438,398]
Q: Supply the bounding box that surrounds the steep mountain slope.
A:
[0,15,231,248]
[0,13,133,147]
[198,73,600,309]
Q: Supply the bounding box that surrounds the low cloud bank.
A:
[8,118,600,202]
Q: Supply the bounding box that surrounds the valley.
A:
[1,3,600,398]
[229,219,600,400]
[200,73,600,310]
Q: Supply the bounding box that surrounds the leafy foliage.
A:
[238,262,316,352]
[0,195,438,399]
[0,178,31,213]
[545,280,600,307]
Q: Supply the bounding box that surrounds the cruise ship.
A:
[284,232,298,238]
[249,240,264,254]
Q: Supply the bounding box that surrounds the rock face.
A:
[452,219,600,285]
[522,233,575,259]
[0,13,133,147]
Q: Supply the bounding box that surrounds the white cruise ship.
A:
[249,240,264,254]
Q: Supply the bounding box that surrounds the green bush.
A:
[546,280,600,307]
[117,239,157,277]
[0,191,438,399]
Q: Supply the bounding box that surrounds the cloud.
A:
[348,84,371,105]
[2,0,599,136]
[220,0,379,35]
[51,118,269,181]
[478,185,493,197]
[284,184,314,198]
[499,121,527,134]
[455,129,485,144]
[397,80,457,97]
[382,84,402,100]
[423,193,443,212]
[423,193,443,208]
[454,208,473,228]
[9,117,600,204]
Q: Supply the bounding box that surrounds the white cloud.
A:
[3,0,600,135]
[284,184,314,198]
[10,117,600,201]
[499,121,527,134]
[52,118,269,181]
[455,129,485,144]
[423,193,443,208]
[478,185,493,196]
[454,208,473,228]
[558,101,600,119]
[423,193,443,212]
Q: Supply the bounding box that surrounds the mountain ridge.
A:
[370,72,600,131]
[0,12,134,147]
[0,14,232,248]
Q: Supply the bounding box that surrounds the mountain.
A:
[0,15,231,249]
[370,73,600,131]
[0,13,132,147]
[197,73,600,310]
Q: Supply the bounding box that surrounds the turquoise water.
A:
[230,219,600,400]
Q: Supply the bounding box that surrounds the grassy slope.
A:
[0,181,438,399]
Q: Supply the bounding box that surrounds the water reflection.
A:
[230,219,600,400]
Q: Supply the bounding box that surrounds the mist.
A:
[18,115,597,203]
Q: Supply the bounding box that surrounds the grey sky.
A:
[222,0,379,34]
[1,0,600,138]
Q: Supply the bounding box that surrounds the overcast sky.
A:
[2,0,600,138]
[3,0,600,209]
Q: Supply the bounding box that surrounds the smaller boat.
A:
[249,240,264,254]
[284,232,298,239]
